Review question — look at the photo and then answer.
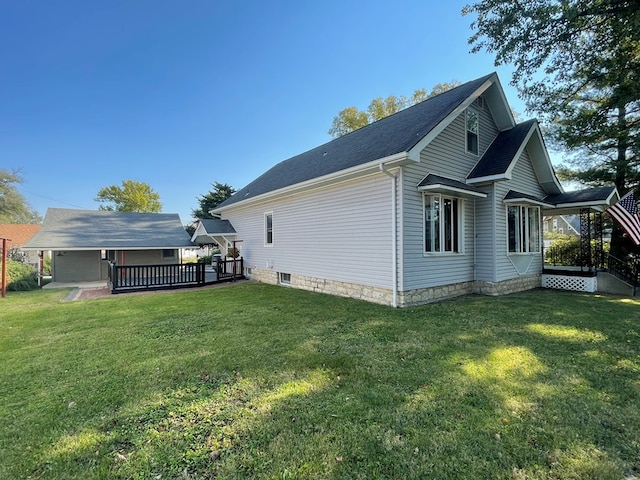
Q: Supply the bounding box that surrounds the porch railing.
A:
[108,262,206,292]
[606,254,639,294]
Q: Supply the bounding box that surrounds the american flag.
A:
[606,191,640,246]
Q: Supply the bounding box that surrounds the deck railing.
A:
[108,258,244,293]
[214,257,244,280]
[108,262,206,292]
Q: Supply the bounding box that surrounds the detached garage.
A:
[24,208,196,284]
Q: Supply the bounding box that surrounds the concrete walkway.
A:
[43,280,108,290]
[45,278,249,302]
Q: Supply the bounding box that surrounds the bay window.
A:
[424,194,462,253]
[507,206,540,253]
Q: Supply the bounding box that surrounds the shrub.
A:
[545,235,610,266]
[5,260,39,291]
[197,254,213,264]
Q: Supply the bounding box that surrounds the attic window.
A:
[466,108,479,155]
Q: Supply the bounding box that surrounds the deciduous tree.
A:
[95,180,162,213]
[328,82,461,138]
[0,169,41,223]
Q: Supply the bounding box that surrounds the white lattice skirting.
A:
[542,274,597,293]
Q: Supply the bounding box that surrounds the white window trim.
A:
[506,205,541,255]
[423,194,465,256]
[264,211,273,247]
[279,272,291,285]
[465,107,480,156]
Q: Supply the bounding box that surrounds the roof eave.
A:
[504,197,555,208]
[467,174,509,184]
[214,152,412,213]
[418,184,487,199]
[407,74,500,162]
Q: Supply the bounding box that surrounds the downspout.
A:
[473,200,477,282]
[379,163,398,307]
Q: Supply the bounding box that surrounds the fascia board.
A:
[418,184,487,198]
[190,222,206,242]
[504,197,555,208]
[605,188,620,204]
[529,126,563,194]
[214,152,411,213]
[503,123,536,179]
[25,245,199,251]
[485,74,516,129]
[407,76,497,162]
[466,173,508,184]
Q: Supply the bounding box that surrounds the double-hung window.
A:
[424,194,462,253]
[507,206,540,253]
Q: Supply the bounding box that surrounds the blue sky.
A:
[1,0,529,224]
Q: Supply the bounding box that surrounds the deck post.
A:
[1,238,7,298]
[579,208,593,272]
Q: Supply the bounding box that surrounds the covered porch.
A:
[541,187,639,296]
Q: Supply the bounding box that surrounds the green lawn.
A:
[1,284,638,479]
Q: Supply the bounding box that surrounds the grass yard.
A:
[0,284,639,479]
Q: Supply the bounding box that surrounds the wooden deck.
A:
[108,258,244,293]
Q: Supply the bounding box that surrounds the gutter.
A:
[215,152,410,214]
[379,163,399,308]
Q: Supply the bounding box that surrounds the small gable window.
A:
[507,206,540,253]
[466,108,479,155]
[424,194,462,253]
[265,212,273,246]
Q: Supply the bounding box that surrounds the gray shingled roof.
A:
[467,120,536,180]
[417,174,487,196]
[543,186,617,205]
[217,73,495,209]
[198,219,237,235]
[23,208,195,250]
[504,190,554,207]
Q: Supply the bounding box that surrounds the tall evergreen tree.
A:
[464,0,640,252]
[192,182,235,220]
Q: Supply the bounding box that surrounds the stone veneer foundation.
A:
[247,268,541,307]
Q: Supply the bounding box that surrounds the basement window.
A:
[279,272,291,285]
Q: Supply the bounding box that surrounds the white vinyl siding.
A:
[264,212,273,246]
[222,173,395,289]
[494,148,545,281]
[473,185,497,282]
[401,106,496,291]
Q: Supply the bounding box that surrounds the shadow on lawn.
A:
[32,288,640,479]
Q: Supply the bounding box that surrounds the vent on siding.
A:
[475,96,485,110]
